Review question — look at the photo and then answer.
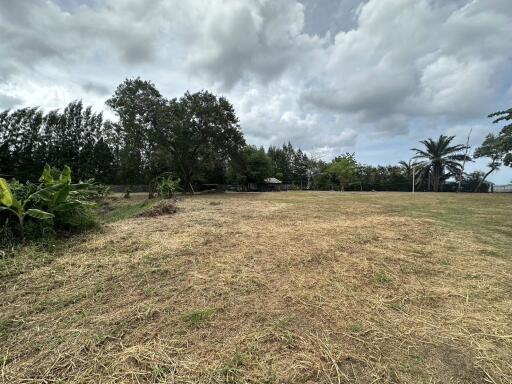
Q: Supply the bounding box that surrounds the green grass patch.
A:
[374,270,393,284]
[101,198,161,223]
[182,308,214,326]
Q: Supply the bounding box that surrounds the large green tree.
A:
[327,153,357,191]
[166,91,245,192]
[106,78,164,183]
[236,146,272,185]
[412,135,469,192]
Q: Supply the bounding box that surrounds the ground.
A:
[1,192,511,383]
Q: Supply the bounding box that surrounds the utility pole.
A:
[457,128,472,192]
[412,164,415,193]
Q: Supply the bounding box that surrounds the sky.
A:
[1,0,512,184]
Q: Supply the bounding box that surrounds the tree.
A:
[0,102,117,184]
[327,153,357,191]
[268,143,294,182]
[464,171,491,193]
[473,134,506,192]
[488,107,512,166]
[292,149,309,188]
[166,91,245,192]
[106,78,164,183]
[412,135,469,192]
[398,160,416,191]
[231,146,272,186]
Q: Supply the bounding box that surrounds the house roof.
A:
[264,177,282,184]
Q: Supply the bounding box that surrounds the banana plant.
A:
[0,165,98,240]
[33,165,96,220]
[38,164,98,202]
[0,178,54,239]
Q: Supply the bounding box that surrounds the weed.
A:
[348,322,364,334]
[182,309,214,326]
[374,270,392,284]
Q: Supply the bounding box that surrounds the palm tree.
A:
[412,135,470,192]
[398,160,417,191]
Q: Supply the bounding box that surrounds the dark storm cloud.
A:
[81,81,110,96]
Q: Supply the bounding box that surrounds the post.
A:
[412,165,415,193]
[458,128,472,192]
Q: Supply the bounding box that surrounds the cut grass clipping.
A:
[1,192,511,383]
[137,200,177,217]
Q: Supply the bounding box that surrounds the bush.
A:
[0,164,101,242]
[153,173,181,199]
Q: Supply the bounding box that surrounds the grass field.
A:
[1,192,511,383]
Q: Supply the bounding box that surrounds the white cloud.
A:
[305,0,512,124]
[1,0,512,182]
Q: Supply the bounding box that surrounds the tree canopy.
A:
[0,78,505,194]
[412,135,469,192]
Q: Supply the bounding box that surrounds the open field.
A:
[1,191,511,383]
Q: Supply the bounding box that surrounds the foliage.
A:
[488,107,512,166]
[106,78,165,184]
[267,143,311,186]
[326,153,358,191]
[229,146,272,185]
[412,135,470,192]
[164,91,246,192]
[154,174,181,199]
[0,177,55,239]
[0,165,98,241]
[0,101,116,183]
[473,134,506,192]
[1,77,504,195]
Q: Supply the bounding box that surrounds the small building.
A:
[264,177,284,191]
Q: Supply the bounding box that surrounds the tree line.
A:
[1,77,511,192]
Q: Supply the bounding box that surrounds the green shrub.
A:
[154,174,181,199]
[0,164,100,241]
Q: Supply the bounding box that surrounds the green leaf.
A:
[26,209,54,220]
[39,164,54,185]
[0,178,13,207]
[53,184,71,205]
[29,183,67,204]
[59,166,72,184]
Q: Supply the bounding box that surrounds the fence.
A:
[109,185,149,193]
[493,185,512,193]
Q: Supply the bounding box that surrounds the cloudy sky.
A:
[1,0,512,183]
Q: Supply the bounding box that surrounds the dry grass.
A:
[136,200,177,218]
[1,191,511,383]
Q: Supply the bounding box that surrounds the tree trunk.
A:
[433,165,441,192]
[473,168,495,193]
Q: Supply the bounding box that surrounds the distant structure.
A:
[494,184,512,193]
[264,177,286,192]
